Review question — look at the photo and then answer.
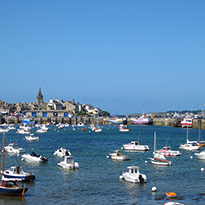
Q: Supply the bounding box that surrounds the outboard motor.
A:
[40,156,48,163]
[139,174,144,183]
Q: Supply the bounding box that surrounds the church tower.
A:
[36,86,44,105]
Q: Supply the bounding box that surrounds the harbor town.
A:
[1,87,205,130]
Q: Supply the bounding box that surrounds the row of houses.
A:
[0,87,105,118]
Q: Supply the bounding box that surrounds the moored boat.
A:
[119,166,147,183]
[181,116,193,128]
[54,148,71,157]
[123,141,149,151]
[0,134,28,197]
[131,115,153,125]
[58,155,79,169]
[195,150,205,160]
[4,143,25,155]
[119,124,129,132]
[2,166,35,182]
[155,146,181,156]
[109,150,130,160]
[21,152,48,163]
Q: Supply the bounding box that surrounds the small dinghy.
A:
[58,155,79,169]
[54,148,71,157]
[109,150,130,161]
[119,166,147,183]
[21,152,48,163]
[165,192,177,198]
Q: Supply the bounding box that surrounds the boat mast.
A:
[154,132,156,154]
[2,134,5,176]
[199,119,201,142]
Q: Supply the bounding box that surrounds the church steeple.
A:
[36,86,44,105]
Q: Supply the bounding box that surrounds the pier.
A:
[2,115,205,130]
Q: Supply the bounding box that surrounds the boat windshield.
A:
[66,157,74,164]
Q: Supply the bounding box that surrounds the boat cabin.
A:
[7,166,23,174]
[130,141,139,146]
[65,156,74,164]
[126,166,139,174]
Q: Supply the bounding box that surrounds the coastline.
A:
[4,116,205,130]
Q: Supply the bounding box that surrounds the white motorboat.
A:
[119,124,129,132]
[19,124,31,131]
[17,129,30,134]
[36,128,47,133]
[195,150,205,159]
[0,128,9,133]
[2,166,35,182]
[21,152,48,163]
[4,143,25,154]
[109,150,130,160]
[57,155,79,169]
[7,125,16,130]
[54,148,71,157]
[179,142,201,151]
[119,166,147,183]
[25,134,39,141]
[155,146,181,156]
[123,141,149,151]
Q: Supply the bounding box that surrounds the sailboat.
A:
[179,127,201,151]
[94,114,102,132]
[0,134,28,197]
[149,132,172,166]
[196,120,205,147]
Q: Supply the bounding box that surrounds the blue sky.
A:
[1,1,205,115]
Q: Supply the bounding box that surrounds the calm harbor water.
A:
[1,125,205,205]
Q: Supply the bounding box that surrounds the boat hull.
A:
[0,186,28,196]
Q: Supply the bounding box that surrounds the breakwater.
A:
[3,116,205,130]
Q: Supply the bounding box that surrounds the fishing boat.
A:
[181,116,193,128]
[21,152,48,163]
[57,155,79,169]
[4,143,25,155]
[0,134,28,197]
[119,166,147,183]
[119,124,129,132]
[53,148,71,157]
[150,132,172,166]
[3,166,35,182]
[109,117,126,124]
[108,150,130,160]
[123,141,149,151]
[155,146,181,156]
[131,114,153,125]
